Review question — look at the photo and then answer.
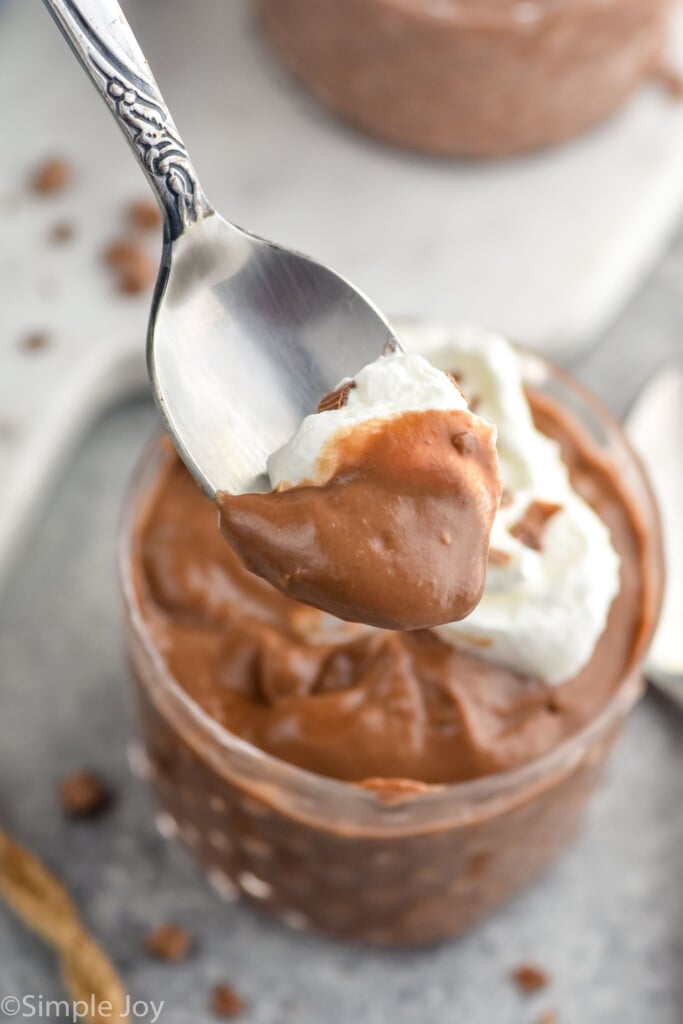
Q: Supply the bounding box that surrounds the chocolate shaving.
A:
[512,963,551,994]
[128,198,162,231]
[317,380,356,412]
[488,547,512,567]
[59,771,112,819]
[22,331,50,353]
[31,157,72,195]
[103,240,155,295]
[509,500,562,551]
[211,983,245,1018]
[145,923,192,962]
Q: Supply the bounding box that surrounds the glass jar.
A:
[119,342,663,945]
[260,0,674,157]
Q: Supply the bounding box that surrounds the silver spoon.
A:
[44,0,400,496]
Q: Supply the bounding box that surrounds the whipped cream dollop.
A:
[267,351,470,487]
[266,330,620,684]
[414,325,621,684]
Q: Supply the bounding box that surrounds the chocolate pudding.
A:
[217,359,501,630]
[122,328,663,943]
[260,0,675,157]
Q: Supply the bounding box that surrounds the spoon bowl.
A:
[150,213,398,497]
[45,0,399,497]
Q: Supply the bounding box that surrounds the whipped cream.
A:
[267,351,471,488]
[267,329,620,685]
[414,325,621,684]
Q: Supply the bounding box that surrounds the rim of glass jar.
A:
[374,0,653,31]
[119,339,664,831]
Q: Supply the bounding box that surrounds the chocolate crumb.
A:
[500,488,514,508]
[103,240,155,295]
[535,1011,558,1024]
[49,221,75,244]
[31,158,71,195]
[488,547,512,567]
[21,331,50,353]
[145,923,192,962]
[512,963,551,994]
[510,500,562,551]
[104,240,139,268]
[211,983,245,1018]
[59,771,112,819]
[128,198,162,231]
[451,430,474,455]
[317,380,356,412]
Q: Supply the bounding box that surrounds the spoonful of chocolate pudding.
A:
[218,352,501,630]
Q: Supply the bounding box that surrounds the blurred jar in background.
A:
[260,0,676,157]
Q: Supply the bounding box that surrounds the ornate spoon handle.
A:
[42,0,213,240]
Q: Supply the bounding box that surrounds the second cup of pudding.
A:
[260,0,675,157]
[121,322,663,945]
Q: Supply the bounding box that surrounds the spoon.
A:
[43,0,400,497]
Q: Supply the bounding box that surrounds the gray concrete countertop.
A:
[0,231,681,1023]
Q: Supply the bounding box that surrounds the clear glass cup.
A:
[119,349,663,946]
[260,0,674,157]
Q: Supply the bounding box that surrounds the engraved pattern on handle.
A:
[43,0,211,239]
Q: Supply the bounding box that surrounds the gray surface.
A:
[0,232,682,1022]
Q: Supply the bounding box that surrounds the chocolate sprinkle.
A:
[317,380,356,412]
[21,331,50,353]
[510,500,563,551]
[59,772,112,819]
[512,963,551,994]
[210,983,245,1018]
[31,157,71,195]
[145,923,193,962]
[128,198,162,231]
